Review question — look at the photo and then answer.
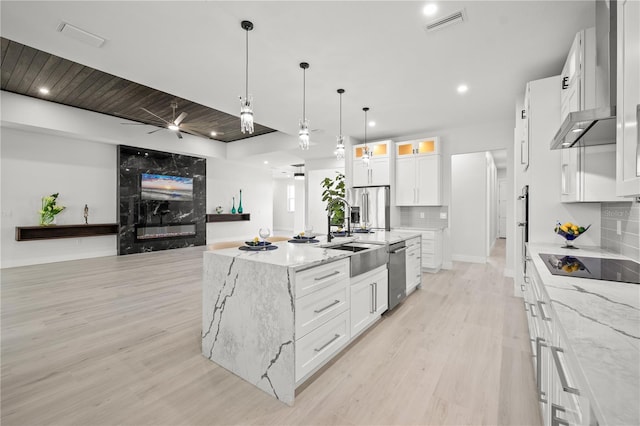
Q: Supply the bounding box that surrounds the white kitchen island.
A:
[202,231,421,405]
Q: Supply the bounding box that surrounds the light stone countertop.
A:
[205,231,422,272]
[527,243,640,426]
[392,226,447,231]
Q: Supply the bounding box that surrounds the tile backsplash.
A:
[398,206,449,228]
[601,201,640,261]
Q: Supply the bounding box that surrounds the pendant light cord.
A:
[302,68,306,120]
[364,109,367,146]
[339,92,342,135]
[245,29,249,101]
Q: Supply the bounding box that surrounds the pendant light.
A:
[362,107,371,166]
[335,89,345,160]
[298,62,310,150]
[239,20,254,134]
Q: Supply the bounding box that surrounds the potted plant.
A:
[39,193,65,226]
[321,172,345,226]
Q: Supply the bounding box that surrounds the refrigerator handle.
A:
[362,192,369,225]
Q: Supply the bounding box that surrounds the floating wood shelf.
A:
[206,213,250,223]
[16,223,119,241]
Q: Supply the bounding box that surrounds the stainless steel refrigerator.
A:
[347,186,390,231]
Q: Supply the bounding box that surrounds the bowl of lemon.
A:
[554,221,591,249]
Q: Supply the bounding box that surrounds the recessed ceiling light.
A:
[562,142,571,147]
[368,121,376,127]
[571,128,583,133]
[210,131,217,136]
[457,84,468,94]
[264,160,269,164]
[168,124,179,131]
[423,3,438,16]
[39,87,50,95]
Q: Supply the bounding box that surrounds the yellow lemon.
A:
[253,236,259,242]
[571,225,578,231]
[563,222,573,229]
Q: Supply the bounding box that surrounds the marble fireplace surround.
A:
[118,145,206,255]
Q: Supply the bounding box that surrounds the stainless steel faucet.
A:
[326,197,351,243]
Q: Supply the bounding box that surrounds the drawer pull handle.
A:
[521,284,525,292]
[530,303,537,318]
[314,334,340,352]
[314,299,340,314]
[550,346,580,395]
[536,337,548,403]
[314,270,341,281]
[551,404,570,426]
[538,301,551,321]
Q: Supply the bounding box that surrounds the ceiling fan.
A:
[119,101,224,140]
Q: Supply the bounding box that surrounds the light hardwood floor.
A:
[1,239,542,425]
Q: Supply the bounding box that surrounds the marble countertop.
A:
[527,243,640,426]
[392,226,447,231]
[205,231,422,272]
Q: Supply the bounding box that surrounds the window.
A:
[287,184,295,212]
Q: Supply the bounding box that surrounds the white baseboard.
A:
[503,268,514,278]
[442,261,453,270]
[451,254,487,264]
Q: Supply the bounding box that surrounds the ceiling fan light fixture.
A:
[168,124,180,131]
[298,62,310,150]
[240,20,255,134]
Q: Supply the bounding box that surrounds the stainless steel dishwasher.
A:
[387,241,407,311]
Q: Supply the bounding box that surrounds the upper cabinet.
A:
[560,28,595,124]
[352,140,391,187]
[395,137,441,206]
[616,0,640,197]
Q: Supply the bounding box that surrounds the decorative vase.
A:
[215,206,223,214]
[231,197,236,214]
[238,190,243,214]
[40,214,56,226]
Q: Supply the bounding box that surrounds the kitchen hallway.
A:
[1,239,541,425]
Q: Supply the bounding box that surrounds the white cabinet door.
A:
[352,161,370,187]
[617,0,640,196]
[521,83,530,170]
[372,269,388,316]
[560,31,583,124]
[416,155,440,205]
[406,245,421,292]
[561,148,579,202]
[395,157,416,205]
[350,276,374,337]
[370,157,390,186]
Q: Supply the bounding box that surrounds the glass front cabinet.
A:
[395,137,441,206]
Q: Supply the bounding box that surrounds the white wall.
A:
[205,159,273,242]
[1,127,118,268]
[451,152,488,263]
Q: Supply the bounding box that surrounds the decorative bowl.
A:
[554,222,591,249]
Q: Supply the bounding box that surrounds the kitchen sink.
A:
[327,243,388,277]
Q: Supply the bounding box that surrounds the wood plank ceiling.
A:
[0,37,277,142]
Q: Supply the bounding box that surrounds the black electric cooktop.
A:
[539,253,640,285]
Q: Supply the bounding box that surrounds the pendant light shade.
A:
[299,62,310,150]
[362,107,371,166]
[240,20,254,134]
[335,89,345,160]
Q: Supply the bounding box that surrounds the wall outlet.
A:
[419,212,425,219]
[439,212,447,219]
[617,220,622,235]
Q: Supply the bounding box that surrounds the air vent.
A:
[57,22,105,47]
[425,9,466,32]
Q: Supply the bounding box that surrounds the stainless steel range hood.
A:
[551,1,617,150]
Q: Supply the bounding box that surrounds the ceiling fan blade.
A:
[174,112,188,126]
[121,122,148,125]
[147,128,165,134]
[176,131,183,140]
[141,107,171,124]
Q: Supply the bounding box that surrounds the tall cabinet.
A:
[616,0,640,196]
[395,137,441,206]
[352,140,391,187]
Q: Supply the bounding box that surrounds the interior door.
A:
[498,179,507,238]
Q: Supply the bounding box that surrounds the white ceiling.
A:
[0,1,594,174]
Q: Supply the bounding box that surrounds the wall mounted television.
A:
[141,173,193,201]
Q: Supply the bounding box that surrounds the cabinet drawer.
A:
[421,230,436,240]
[295,279,349,339]
[421,239,435,254]
[294,259,349,299]
[295,310,350,382]
[406,236,421,249]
